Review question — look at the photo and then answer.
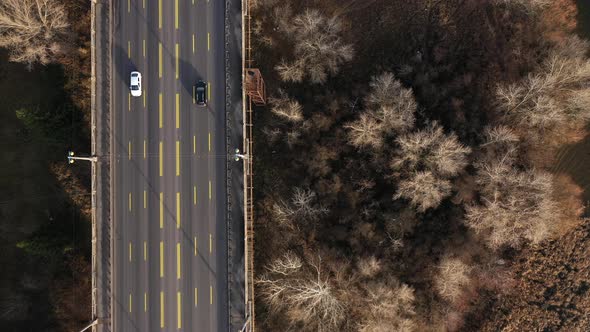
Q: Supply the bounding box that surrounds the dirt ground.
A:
[469,218,590,332]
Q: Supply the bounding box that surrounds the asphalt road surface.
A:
[111,0,228,330]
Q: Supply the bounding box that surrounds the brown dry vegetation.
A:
[252,0,589,331]
[0,0,91,330]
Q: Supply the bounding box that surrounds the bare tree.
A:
[496,36,590,133]
[395,171,452,212]
[269,92,304,123]
[275,9,354,84]
[435,257,472,303]
[345,113,384,149]
[465,158,558,249]
[392,122,471,177]
[357,281,417,332]
[367,72,417,134]
[0,0,69,68]
[272,187,328,227]
[257,255,345,331]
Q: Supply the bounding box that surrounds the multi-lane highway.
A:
[111,0,228,330]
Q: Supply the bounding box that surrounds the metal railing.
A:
[242,0,256,330]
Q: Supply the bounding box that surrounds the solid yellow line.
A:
[208,132,211,152]
[143,140,146,159]
[207,33,210,51]
[175,0,179,30]
[144,292,147,312]
[159,241,164,277]
[143,241,147,261]
[176,192,181,229]
[175,93,180,128]
[208,82,211,101]
[159,141,163,176]
[194,236,197,256]
[129,242,132,262]
[128,93,131,112]
[208,180,211,200]
[175,44,179,80]
[175,140,180,176]
[143,39,145,57]
[193,135,196,154]
[159,192,164,228]
[158,43,162,78]
[177,292,182,329]
[192,34,195,53]
[160,291,164,328]
[158,0,162,29]
[143,190,146,208]
[209,233,212,253]
[193,185,197,205]
[128,41,131,58]
[176,242,181,279]
[128,192,132,211]
[128,141,132,160]
[210,286,213,304]
[159,93,163,128]
[194,287,197,306]
[129,293,132,312]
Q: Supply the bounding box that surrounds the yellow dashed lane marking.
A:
[176,192,181,229]
[159,141,163,176]
[128,41,131,58]
[175,0,179,30]
[143,241,147,261]
[129,293,132,312]
[192,34,195,53]
[176,242,181,279]
[158,0,162,29]
[209,233,212,254]
[208,81,211,102]
[177,292,182,329]
[194,287,198,306]
[193,135,196,154]
[144,292,147,312]
[129,242,132,262]
[143,140,146,159]
[194,236,197,256]
[159,192,164,228]
[176,140,180,176]
[207,32,210,51]
[143,39,145,57]
[208,180,212,200]
[193,185,197,205]
[159,241,164,277]
[175,93,180,128]
[128,141,132,160]
[128,192,132,211]
[210,286,213,304]
[160,291,165,328]
[175,44,179,80]
[128,93,131,112]
[159,93,163,128]
[143,190,146,208]
[158,43,162,78]
[208,132,211,152]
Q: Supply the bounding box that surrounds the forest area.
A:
[251,0,590,331]
[0,0,92,330]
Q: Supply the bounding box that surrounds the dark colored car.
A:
[195,80,207,106]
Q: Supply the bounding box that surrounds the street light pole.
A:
[67,151,98,164]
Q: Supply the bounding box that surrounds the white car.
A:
[130,71,142,97]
